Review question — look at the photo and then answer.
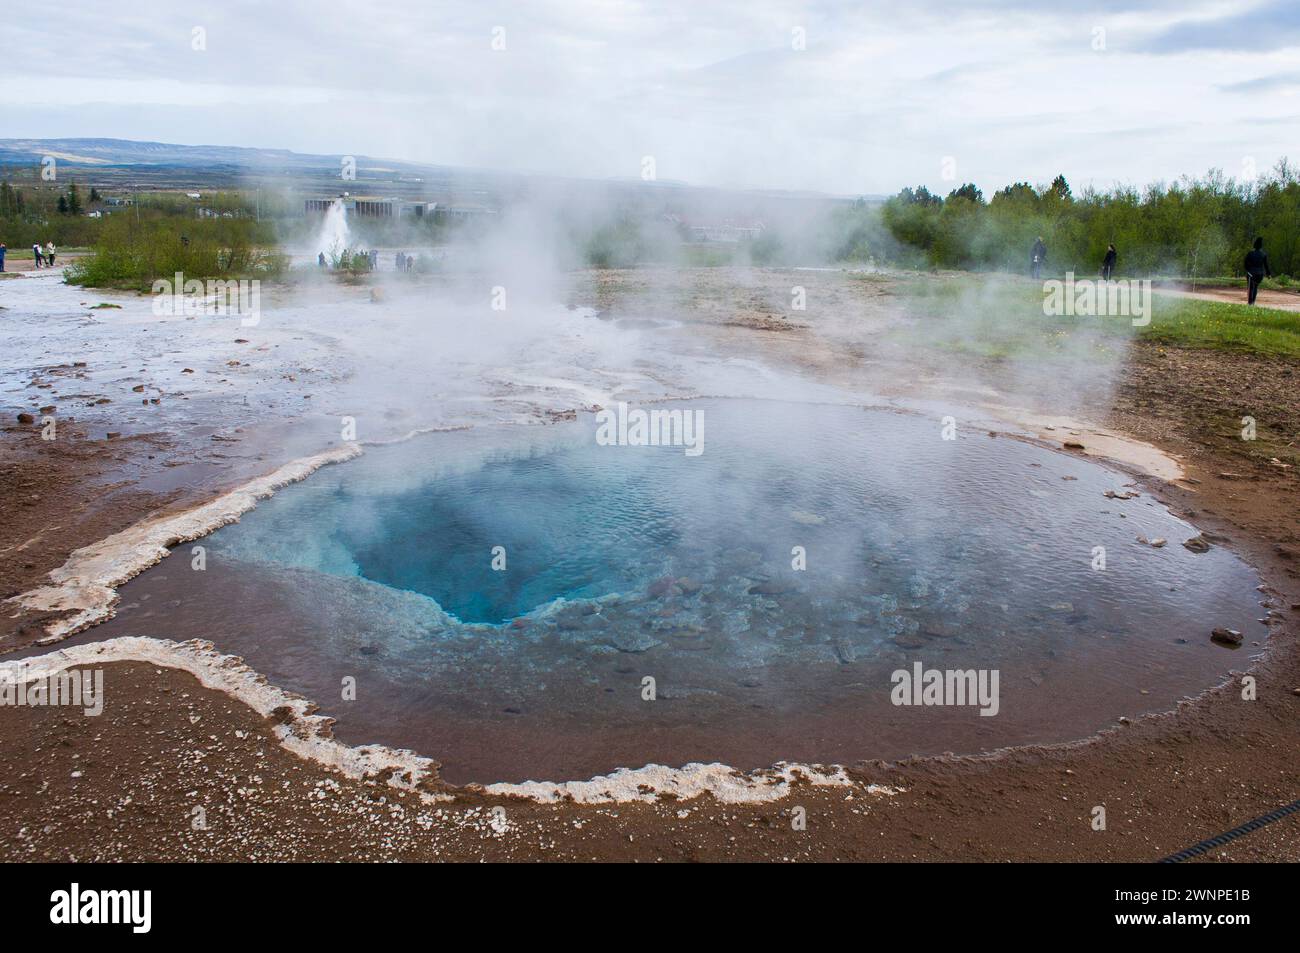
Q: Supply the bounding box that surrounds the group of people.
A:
[0,242,57,271]
[1028,236,1116,280]
[30,241,58,268]
[316,248,419,272]
[1030,235,1273,305]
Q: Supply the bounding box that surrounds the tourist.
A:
[32,242,43,268]
[0,242,6,272]
[1031,236,1047,279]
[318,251,327,268]
[45,241,56,267]
[1244,236,1270,305]
[1101,244,1117,280]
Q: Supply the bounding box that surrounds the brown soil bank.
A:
[1,271,1297,862]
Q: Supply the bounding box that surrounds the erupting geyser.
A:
[314,198,351,263]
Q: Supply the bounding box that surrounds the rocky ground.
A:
[1,266,1297,861]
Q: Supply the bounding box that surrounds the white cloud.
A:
[0,0,1296,194]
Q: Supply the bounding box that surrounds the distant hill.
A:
[0,137,880,207]
[0,137,437,175]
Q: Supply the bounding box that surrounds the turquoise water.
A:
[149,398,1267,781]
[211,399,1259,643]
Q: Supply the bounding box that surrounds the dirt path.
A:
[1157,284,1300,312]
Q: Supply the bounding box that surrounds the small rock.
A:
[16,412,35,424]
[647,576,676,598]
[609,631,662,653]
[1210,627,1243,647]
[1182,536,1211,554]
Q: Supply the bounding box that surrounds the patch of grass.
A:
[888,274,1132,362]
[889,273,1300,360]
[1140,297,1300,357]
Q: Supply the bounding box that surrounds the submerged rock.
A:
[891,633,926,650]
[608,631,662,653]
[646,576,676,598]
[789,509,826,525]
[1182,535,1211,554]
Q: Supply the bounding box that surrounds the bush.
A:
[65,212,285,290]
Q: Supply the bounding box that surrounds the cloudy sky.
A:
[1,0,1297,195]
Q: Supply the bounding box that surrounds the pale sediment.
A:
[982,405,1185,481]
[0,636,893,805]
[4,444,363,642]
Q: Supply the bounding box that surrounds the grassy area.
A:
[1142,297,1300,357]
[891,274,1300,360]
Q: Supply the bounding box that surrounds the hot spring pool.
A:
[92,399,1265,783]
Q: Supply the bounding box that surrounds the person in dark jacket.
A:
[1244,237,1270,305]
[1101,244,1117,280]
[1030,236,1047,279]
[0,243,6,272]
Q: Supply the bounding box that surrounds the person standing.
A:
[1244,236,1270,305]
[0,243,7,272]
[1031,236,1047,279]
[45,241,56,267]
[32,242,43,268]
[1101,243,1117,280]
